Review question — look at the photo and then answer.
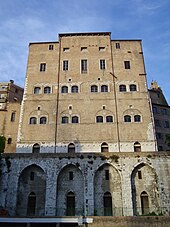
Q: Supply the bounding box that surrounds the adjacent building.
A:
[149,81,170,151]
[0,80,23,153]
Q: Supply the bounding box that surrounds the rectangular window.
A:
[11,112,15,122]
[63,48,69,52]
[138,171,142,179]
[81,47,87,52]
[100,59,106,70]
[155,119,161,127]
[161,109,168,115]
[99,47,105,51]
[49,44,54,50]
[63,60,69,71]
[69,171,73,180]
[164,121,169,128]
[116,43,120,49]
[40,63,46,72]
[105,170,109,180]
[124,61,130,69]
[81,59,87,74]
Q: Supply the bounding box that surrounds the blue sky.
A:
[0,0,170,103]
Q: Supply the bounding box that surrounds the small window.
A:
[11,112,16,122]
[29,117,37,124]
[81,47,87,52]
[7,138,12,144]
[162,109,168,115]
[124,61,130,69]
[63,60,69,71]
[119,85,126,92]
[62,116,69,124]
[40,63,46,72]
[164,121,169,128]
[69,105,72,110]
[72,116,79,123]
[71,86,78,93]
[134,115,141,122]
[115,43,120,49]
[138,170,142,179]
[44,86,51,94]
[34,87,41,94]
[134,142,141,152]
[105,170,109,180]
[155,119,161,127]
[100,59,106,70]
[99,47,105,51]
[69,171,74,180]
[38,107,41,110]
[101,142,109,152]
[49,44,54,50]
[68,143,75,153]
[106,116,113,123]
[30,172,34,181]
[63,48,70,52]
[153,107,158,114]
[96,116,103,123]
[40,117,47,124]
[124,115,131,122]
[32,143,40,153]
[103,105,106,110]
[61,86,68,93]
[91,85,98,92]
[81,59,87,74]
[101,85,108,92]
[130,84,137,91]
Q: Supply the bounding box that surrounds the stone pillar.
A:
[45,161,57,216]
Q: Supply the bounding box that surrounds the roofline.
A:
[111,39,142,41]
[29,41,59,46]
[59,32,111,37]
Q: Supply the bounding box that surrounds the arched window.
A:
[32,143,40,153]
[66,192,75,216]
[68,143,75,153]
[101,85,108,92]
[34,87,41,94]
[101,142,109,152]
[140,191,149,215]
[61,86,68,93]
[124,115,131,122]
[62,116,69,124]
[106,116,113,123]
[40,117,47,124]
[103,192,112,216]
[44,86,51,94]
[71,86,78,93]
[27,192,36,216]
[134,115,141,122]
[119,85,126,92]
[134,142,141,152]
[29,117,37,124]
[91,85,98,92]
[96,116,103,123]
[130,84,137,91]
[72,116,79,123]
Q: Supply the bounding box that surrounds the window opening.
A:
[134,142,141,152]
[106,116,113,123]
[140,191,149,215]
[96,116,103,123]
[119,85,126,92]
[116,43,120,49]
[130,84,137,91]
[63,60,69,71]
[91,85,98,92]
[124,61,130,69]
[27,192,36,216]
[40,63,46,72]
[138,170,142,179]
[66,192,75,216]
[69,171,74,180]
[100,59,106,70]
[124,115,131,122]
[44,86,51,94]
[68,143,75,153]
[7,138,12,144]
[105,170,109,180]
[101,85,108,92]
[72,116,79,123]
[32,143,40,153]
[30,172,34,181]
[34,87,41,94]
[62,116,69,124]
[101,142,109,152]
[29,117,37,124]
[103,192,112,216]
[11,112,16,122]
[49,44,54,50]
[40,117,47,124]
[81,59,87,74]
[61,86,68,93]
[71,86,78,93]
[134,115,141,122]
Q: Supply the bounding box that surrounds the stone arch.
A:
[131,163,159,215]
[94,163,122,216]
[16,164,46,216]
[56,164,84,216]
